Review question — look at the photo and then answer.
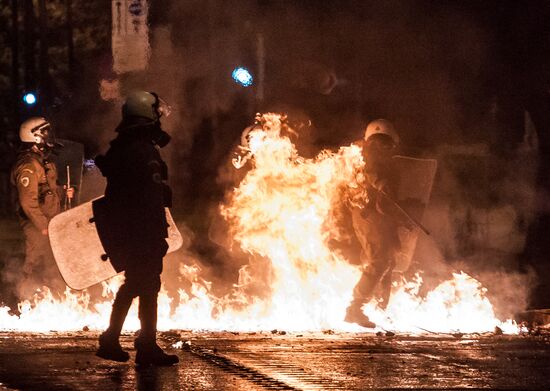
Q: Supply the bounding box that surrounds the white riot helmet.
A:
[19,117,51,144]
[364,119,399,145]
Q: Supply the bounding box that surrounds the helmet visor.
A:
[150,92,172,119]
[33,122,62,150]
[32,121,52,144]
[157,97,172,118]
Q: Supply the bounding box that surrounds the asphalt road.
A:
[0,331,549,390]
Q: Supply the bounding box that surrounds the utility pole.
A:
[66,0,74,82]
[38,0,49,102]
[207,0,217,121]
[23,0,35,91]
[256,32,265,109]
[11,0,19,122]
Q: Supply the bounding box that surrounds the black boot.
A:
[96,332,130,362]
[344,305,376,328]
[135,338,179,367]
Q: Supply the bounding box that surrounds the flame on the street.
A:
[0,114,519,334]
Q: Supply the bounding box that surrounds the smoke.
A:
[0,248,22,310]
[2,1,543,321]
[412,115,539,317]
[138,1,541,318]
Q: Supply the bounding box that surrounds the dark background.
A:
[1,0,549,310]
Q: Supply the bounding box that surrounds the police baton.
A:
[377,189,431,236]
[64,165,72,210]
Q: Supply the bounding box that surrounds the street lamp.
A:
[232,67,254,87]
[22,92,37,105]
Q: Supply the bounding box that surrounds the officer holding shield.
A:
[94,90,178,366]
[343,119,403,329]
[11,117,72,300]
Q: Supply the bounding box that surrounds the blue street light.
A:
[232,67,253,87]
[23,93,37,105]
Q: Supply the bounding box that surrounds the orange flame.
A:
[0,113,519,334]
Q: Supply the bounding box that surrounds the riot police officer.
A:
[11,117,68,299]
[94,90,178,366]
[344,119,402,329]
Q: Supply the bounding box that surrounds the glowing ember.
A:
[0,113,519,334]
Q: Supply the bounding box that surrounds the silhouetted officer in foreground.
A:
[94,91,178,366]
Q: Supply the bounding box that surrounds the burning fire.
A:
[0,114,519,334]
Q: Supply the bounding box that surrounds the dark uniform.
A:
[344,134,402,327]
[11,148,65,298]
[94,117,176,365]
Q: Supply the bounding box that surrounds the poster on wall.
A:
[112,0,150,73]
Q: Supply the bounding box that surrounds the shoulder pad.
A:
[14,158,38,174]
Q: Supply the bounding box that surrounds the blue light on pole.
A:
[23,93,37,105]
[232,67,253,87]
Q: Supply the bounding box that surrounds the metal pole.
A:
[256,32,265,110]
[11,0,19,123]
[38,0,49,101]
[23,0,36,90]
[208,0,216,118]
[66,0,74,82]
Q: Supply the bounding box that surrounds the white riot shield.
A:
[392,156,437,272]
[48,198,183,290]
